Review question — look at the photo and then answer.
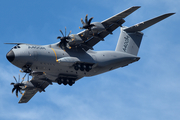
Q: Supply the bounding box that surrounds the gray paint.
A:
[6,6,175,103]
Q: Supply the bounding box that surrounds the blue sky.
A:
[0,0,180,120]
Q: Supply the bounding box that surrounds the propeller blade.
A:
[28,74,29,81]
[16,89,18,97]
[79,27,83,29]
[18,74,20,83]
[81,18,85,25]
[60,30,64,37]
[85,14,88,24]
[11,82,15,85]
[22,73,27,82]
[18,89,23,95]
[88,17,94,25]
[13,76,17,83]
[68,31,72,37]
[65,27,67,37]
[12,87,16,93]
[57,36,61,39]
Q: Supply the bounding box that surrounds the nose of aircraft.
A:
[6,50,15,62]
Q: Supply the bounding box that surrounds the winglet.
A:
[124,13,175,32]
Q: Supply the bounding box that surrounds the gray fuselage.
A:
[7,43,139,82]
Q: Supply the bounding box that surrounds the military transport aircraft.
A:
[6,6,174,103]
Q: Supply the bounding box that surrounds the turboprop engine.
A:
[90,22,106,34]
[68,34,84,47]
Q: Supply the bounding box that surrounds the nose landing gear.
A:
[21,63,32,73]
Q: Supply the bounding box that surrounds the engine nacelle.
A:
[68,34,84,46]
[91,22,106,33]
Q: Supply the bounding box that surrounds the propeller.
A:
[10,74,24,97]
[57,27,71,49]
[79,14,95,30]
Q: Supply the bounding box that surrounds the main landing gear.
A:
[74,63,92,72]
[57,78,75,86]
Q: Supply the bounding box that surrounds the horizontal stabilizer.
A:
[124,13,175,32]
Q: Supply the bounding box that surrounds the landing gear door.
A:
[33,51,38,61]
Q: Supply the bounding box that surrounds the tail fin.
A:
[115,13,175,56]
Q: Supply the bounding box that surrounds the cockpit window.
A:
[13,45,20,49]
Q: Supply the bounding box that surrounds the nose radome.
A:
[6,50,15,62]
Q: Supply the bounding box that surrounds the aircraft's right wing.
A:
[78,6,140,50]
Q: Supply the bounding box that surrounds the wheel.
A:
[62,78,67,85]
[85,65,90,72]
[85,65,92,72]
[89,65,92,70]
[74,65,79,70]
[67,79,69,84]
[72,79,75,84]
[57,80,62,85]
[60,78,64,83]
[69,79,75,86]
[80,64,84,71]
[69,82,73,86]
[63,81,67,85]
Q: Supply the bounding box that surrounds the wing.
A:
[78,6,140,51]
[18,88,38,103]
[18,73,50,103]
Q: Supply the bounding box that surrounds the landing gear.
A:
[57,78,75,86]
[80,64,85,71]
[74,63,92,72]
[21,63,32,73]
[69,79,75,86]
[74,63,80,71]
[85,65,92,72]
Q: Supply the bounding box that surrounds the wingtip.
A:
[168,13,176,15]
[130,6,141,10]
[162,13,176,18]
[133,6,141,8]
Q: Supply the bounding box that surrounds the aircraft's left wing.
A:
[18,74,50,103]
[78,6,140,51]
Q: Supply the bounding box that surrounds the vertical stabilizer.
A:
[115,27,143,56]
